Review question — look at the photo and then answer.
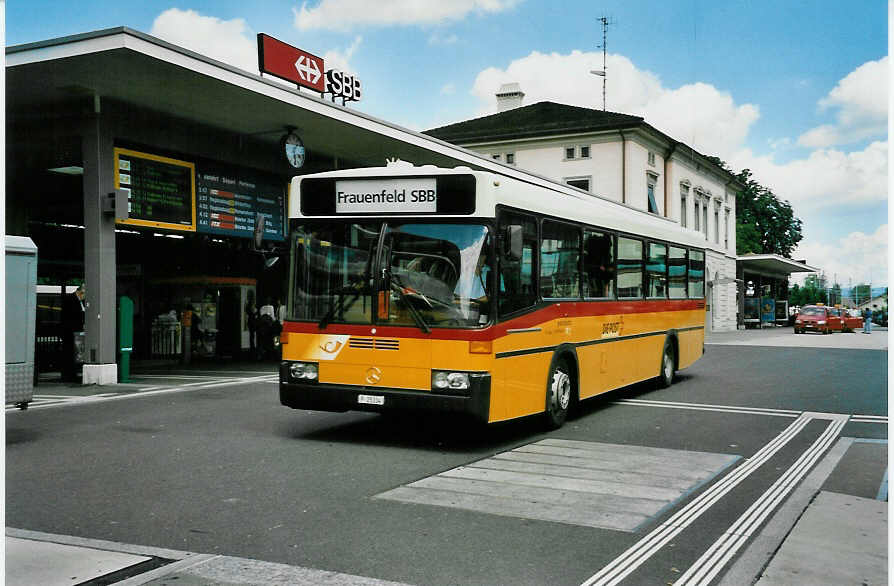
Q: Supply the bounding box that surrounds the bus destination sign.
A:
[196,165,285,242]
[334,178,437,214]
[114,148,196,232]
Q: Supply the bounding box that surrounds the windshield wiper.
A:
[318,286,360,329]
[388,271,431,334]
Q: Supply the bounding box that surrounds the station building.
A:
[424,85,745,332]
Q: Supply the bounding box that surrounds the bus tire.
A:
[657,340,675,389]
[544,359,572,430]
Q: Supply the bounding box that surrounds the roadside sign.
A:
[257,33,325,92]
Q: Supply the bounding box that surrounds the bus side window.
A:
[583,230,614,298]
[540,220,581,299]
[498,211,538,316]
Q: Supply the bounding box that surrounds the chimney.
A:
[496,83,525,112]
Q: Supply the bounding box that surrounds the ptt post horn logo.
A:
[365,367,382,385]
[320,340,343,354]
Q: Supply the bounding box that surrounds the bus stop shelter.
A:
[737,254,817,328]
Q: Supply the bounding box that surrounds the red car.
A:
[840,309,864,332]
[825,307,845,332]
[794,305,835,334]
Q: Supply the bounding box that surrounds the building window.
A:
[492,153,501,161]
[564,176,591,192]
[680,184,689,228]
[648,151,656,166]
[580,145,590,158]
[505,153,515,165]
[646,173,659,214]
[564,146,576,160]
[703,203,708,237]
[724,209,730,249]
[693,198,700,231]
[714,204,720,244]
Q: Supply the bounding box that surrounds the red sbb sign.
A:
[258,33,325,93]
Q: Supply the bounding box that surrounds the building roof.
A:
[424,101,644,144]
[737,253,818,276]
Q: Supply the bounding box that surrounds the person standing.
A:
[863,306,872,333]
[61,283,86,381]
[245,296,258,358]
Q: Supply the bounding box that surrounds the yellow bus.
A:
[279,163,706,428]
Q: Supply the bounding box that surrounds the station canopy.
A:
[737,253,817,278]
[6,27,555,183]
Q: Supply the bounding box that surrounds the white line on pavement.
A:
[614,399,801,418]
[674,415,848,586]
[580,413,813,586]
[6,375,279,411]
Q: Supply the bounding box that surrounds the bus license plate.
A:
[358,394,384,405]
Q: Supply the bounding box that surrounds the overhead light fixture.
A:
[48,166,84,175]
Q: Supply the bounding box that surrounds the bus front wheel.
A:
[544,360,572,430]
[657,341,675,389]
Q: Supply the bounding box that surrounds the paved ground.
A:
[6,326,887,585]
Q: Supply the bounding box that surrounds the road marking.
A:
[674,415,848,586]
[581,413,813,586]
[616,398,887,424]
[615,399,801,418]
[850,414,888,424]
[6,375,279,411]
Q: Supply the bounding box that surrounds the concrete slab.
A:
[756,491,887,586]
[6,536,149,586]
[375,439,739,531]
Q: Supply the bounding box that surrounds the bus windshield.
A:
[290,222,493,328]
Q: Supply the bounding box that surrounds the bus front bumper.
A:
[279,364,491,423]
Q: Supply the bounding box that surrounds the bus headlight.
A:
[432,370,470,391]
[817,320,826,325]
[289,361,319,381]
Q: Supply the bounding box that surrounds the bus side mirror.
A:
[504,225,523,261]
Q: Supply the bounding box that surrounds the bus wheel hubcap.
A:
[552,370,571,411]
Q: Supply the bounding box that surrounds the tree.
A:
[853,283,872,305]
[709,158,803,257]
[791,275,828,305]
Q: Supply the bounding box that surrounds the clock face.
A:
[283,132,305,169]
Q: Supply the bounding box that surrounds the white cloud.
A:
[293,0,518,31]
[470,50,759,160]
[150,9,257,73]
[792,224,887,286]
[798,56,889,148]
[441,83,456,95]
[323,36,363,74]
[730,140,888,210]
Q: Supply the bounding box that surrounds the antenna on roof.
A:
[590,16,615,111]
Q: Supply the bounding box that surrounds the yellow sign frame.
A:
[114,147,197,232]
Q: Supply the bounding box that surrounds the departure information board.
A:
[196,164,286,242]
[115,148,196,232]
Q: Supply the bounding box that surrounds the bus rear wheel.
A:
[544,360,572,430]
[657,341,675,389]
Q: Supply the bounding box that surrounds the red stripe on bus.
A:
[282,298,705,342]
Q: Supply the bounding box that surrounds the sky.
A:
[6,0,890,289]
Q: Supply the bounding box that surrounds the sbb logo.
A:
[326,69,362,102]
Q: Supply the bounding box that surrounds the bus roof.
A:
[290,163,707,250]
